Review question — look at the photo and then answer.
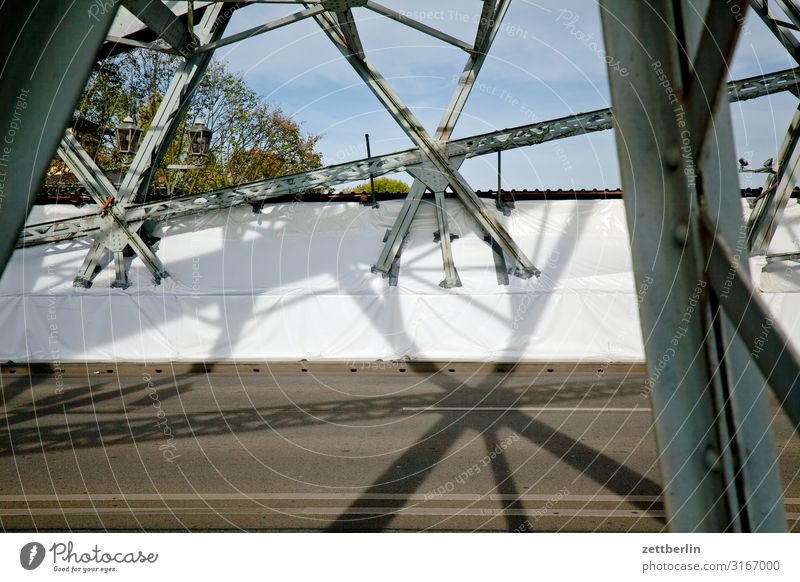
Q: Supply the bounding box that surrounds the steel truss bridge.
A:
[1,0,800,531]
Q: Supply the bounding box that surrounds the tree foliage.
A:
[341,177,410,193]
[49,49,322,199]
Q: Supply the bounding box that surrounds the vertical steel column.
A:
[0,1,116,278]
[364,133,376,207]
[432,190,462,288]
[682,0,789,532]
[408,162,463,288]
[600,0,786,531]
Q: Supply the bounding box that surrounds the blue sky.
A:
[213,1,797,191]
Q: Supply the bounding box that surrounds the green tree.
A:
[48,49,322,200]
[342,176,409,193]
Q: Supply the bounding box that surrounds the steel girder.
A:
[17,66,800,250]
[197,5,327,53]
[748,105,800,253]
[15,2,800,289]
[0,2,117,280]
[750,0,800,63]
[69,3,235,288]
[59,131,168,288]
[408,159,466,288]
[748,0,800,253]
[373,0,513,285]
[363,1,474,53]
[311,2,541,280]
[119,0,198,56]
[602,0,795,531]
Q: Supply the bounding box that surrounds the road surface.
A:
[1,363,797,531]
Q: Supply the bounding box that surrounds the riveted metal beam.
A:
[115,4,236,206]
[0,1,117,279]
[120,0,198,56]
[601,0,786,532]
[18,65,800,249]
[363,1,473,53]
[58,131,168,287]
[365,0,523,279]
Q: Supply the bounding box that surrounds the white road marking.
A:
[3,493,798,503]
[402,406,652,412]
[0,507,665,518]
[0,493,665,502]
[3,506,800,520]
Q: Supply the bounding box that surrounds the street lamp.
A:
[186,119,213,158]
[115,116,142,158]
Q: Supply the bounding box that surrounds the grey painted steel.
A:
[363,1,473,53]
[682,0,749,160]
[380,229,408,287]
[485,235,510,286]
[372,0,517,278]
[17,66,800,249]
[58,131,168,287]
[115,4,234,206]
[311,6,536,279]
[197,5,325,53]
[432,190,461,288]
[364,133,377,205]
[750,0,800,62]
[438,0,510,141]
[683,0,789,533]
[120,0,197,55]
[601,0,786,531]
[748,105,800,253]
[700,213,800,428]
[105,35,180,55]
[747,0,800,253]
[775,0,800,31]
[107,2,212,47]
[407,163,463,288]
[766,249,800,261]
[0,1,117,280]
[71,4,234,286]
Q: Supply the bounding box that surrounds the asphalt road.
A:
[1,365,798,531]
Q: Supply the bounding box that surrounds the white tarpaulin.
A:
[2,198,793,363]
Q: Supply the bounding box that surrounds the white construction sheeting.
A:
[2,198,793,363]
